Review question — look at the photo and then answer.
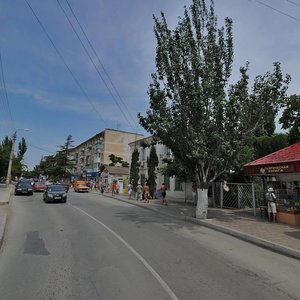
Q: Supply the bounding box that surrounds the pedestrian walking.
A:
[143,182,150,203]
[128,180,134,200]
[160,182,167,205]
[111,180,116,196]
[136,183,143,201]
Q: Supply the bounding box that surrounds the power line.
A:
[56,0,135,131]
[59,0,140,131]
[286,0,300,8]
[28,143,55,154]
[254,0,300,22]
[64,0,140,131]
[24,0,105,123]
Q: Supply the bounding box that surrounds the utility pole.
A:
[6,131,16,187]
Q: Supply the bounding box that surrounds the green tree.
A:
[129,148,140,191]
[29,135,75,181]
[0,136,27,179]
[250,62,290,136]
[252,134,289,159]
[0,137,12,178]
[138,0,290,218]
[280,94,300,144]
[18,137,27,158]
[147,145,159,198]
[47,135,76,180]
[108,154,124,166]
[12,137,28,177]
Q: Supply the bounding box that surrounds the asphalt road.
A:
[0,191,299,300]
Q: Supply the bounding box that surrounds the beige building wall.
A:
[102,129,143,165]
[69,129,143,177]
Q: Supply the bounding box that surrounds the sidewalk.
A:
[0,184,11,248]
[100,191,300,260]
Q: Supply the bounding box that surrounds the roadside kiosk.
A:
[244,142,300,225]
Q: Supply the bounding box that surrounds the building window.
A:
[86,155,90,166]
[141,174,146,186]
[141,148,146,161]
[164,175,170,190]
[175,177,183,191]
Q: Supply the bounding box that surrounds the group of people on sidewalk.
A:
[127,180,167,205]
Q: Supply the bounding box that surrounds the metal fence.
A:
[212,182,259,215]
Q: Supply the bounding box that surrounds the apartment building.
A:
[69,129,144,179]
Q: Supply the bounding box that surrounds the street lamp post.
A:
[5,132,16,186]
[5,129,29,187]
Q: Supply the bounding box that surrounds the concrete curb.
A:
[188,217,300,261]
[0,185,11,249]
[0,212,7,249]
[0,188,11,205]
[100,192,300,261]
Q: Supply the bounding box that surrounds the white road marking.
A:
[69,203,178,300]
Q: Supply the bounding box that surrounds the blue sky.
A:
[1,0,300,170]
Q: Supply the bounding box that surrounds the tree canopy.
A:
[28,135,75,180]
[280,94,300,144]
[138,0,290,188]
[0,135,27,179]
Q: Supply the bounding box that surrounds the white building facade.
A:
[129,136,193,201]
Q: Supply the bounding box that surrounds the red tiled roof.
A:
[244,142,300,175]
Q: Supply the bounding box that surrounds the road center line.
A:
[69,203,178,300]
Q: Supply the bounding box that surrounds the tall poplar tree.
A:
[280,94,300,144]
[129,148,140,191]
[138,0,290,218]
[147,145,159,198]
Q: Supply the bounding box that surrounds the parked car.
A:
[15,181,33,195]
[43,185,67,203]
[33,181,47,192]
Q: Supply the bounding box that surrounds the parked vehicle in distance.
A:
[15,181,33,195]
[43,185,67,203]
[74,180,89,192]
[33,181,47,192]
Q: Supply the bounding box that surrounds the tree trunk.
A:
[196,188,208,219]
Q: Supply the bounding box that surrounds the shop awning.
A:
[244,142,300,176]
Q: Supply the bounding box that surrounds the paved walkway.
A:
[0,186,300,260]
[0,184,10,248]
[100,192,300,260]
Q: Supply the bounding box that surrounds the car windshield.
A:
[17,183,31,188]
[48,185,65,192]
[35,182,45,186]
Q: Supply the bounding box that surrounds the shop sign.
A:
[86,172,98,178]
[264,164,294,174]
